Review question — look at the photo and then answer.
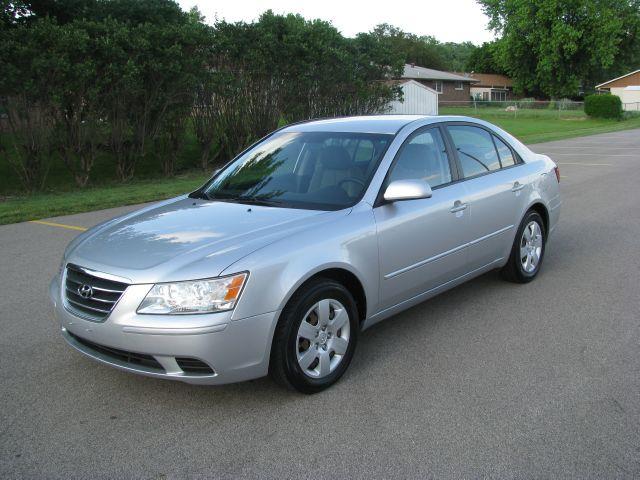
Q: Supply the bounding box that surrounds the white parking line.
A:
[548,153,635,157]
[556,162,612,166]
[541,146,638,150]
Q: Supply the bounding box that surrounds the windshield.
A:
[199,131,393,210]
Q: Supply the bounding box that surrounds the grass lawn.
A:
[0,172,209,225]
[439,106,640,144]
[2,108,640,226]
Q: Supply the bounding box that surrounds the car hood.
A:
[66,196,345,284]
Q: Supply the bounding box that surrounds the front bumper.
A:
[50,274,280,385]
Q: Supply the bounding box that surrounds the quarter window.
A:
[493,135,516,167]
[387,128,452,188]
[448,125,501,178]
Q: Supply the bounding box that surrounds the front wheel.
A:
[501,210,546,283]
[269,278,359,394]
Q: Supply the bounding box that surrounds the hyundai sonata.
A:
[50,115,561,393]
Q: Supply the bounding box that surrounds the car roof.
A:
[279,115,530,158]
[282,115,430,134]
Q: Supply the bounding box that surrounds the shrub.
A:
[584,94,622,119]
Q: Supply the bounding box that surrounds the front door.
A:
[374,126,470,311]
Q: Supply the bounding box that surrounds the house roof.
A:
[467,73,513,88]
[595,69,640,89]
[385,79,440,94]
[402,64,478,83]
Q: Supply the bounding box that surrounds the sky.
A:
[177,0,496,45]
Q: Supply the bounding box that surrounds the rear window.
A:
[493,135,516,167]
[447,125,501,178]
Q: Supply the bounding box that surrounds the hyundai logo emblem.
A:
[77,284,94,299]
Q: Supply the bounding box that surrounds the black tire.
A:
[501,210,546,283]
[269,278,359,394]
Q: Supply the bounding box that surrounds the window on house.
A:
[434,81,443,93]
[455,81,464,90]
[491,90,507,102]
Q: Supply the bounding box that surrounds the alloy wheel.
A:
[520,220,543,273]
[295,299,351,378]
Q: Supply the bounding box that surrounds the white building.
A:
[595,69,640,111]
[386,80,439,115]
[619,86,640,111]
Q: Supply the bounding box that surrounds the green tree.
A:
[465,41,506,74]
[369,24,448,70]
[479,0,640,97]
[18,0,187,25]
[99,17,210,180]
[1,0,32,28]
[195,12,403,165]
[48,19,108,187]
[437,42,478,72]
[0,17,60,191]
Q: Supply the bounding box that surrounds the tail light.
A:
[554,166,560,183]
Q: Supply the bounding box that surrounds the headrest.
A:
[319,146,354,170]
[398,144,430,172]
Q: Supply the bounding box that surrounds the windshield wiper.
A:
[188,190,211,200]
[193,192,281,207]
[231,196,281,207]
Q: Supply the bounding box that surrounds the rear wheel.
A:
[269,278,358,394]
[501,210,546,283]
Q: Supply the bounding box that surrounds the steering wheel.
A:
[338,177,366,191]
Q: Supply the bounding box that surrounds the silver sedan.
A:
[50,115,561,393]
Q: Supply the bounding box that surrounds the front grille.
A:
[64,264,128,321]
[68,332,215,376]
[68,331,163,371]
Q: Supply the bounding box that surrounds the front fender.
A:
[222,204,379,321]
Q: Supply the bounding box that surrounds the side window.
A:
[493,135,516,167]
[387,128,452,188]
[448,125,500,178]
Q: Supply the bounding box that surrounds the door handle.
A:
[511,182,525,192]
[450,201,468,213]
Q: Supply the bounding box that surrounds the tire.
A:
[269,278,359,394]
[501,210,546,283]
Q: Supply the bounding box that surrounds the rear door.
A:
[445,123,529,271]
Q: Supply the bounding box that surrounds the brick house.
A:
[401,64,477,105]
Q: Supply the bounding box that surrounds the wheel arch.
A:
[527,201,550,233]
[280,266,368,326]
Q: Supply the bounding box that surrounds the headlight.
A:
[137,272,248,315]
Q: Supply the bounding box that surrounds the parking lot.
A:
[1,128,639,479]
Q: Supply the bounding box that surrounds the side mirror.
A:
[383,179,432,202]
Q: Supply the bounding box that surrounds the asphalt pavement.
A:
[1,129,639,479]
